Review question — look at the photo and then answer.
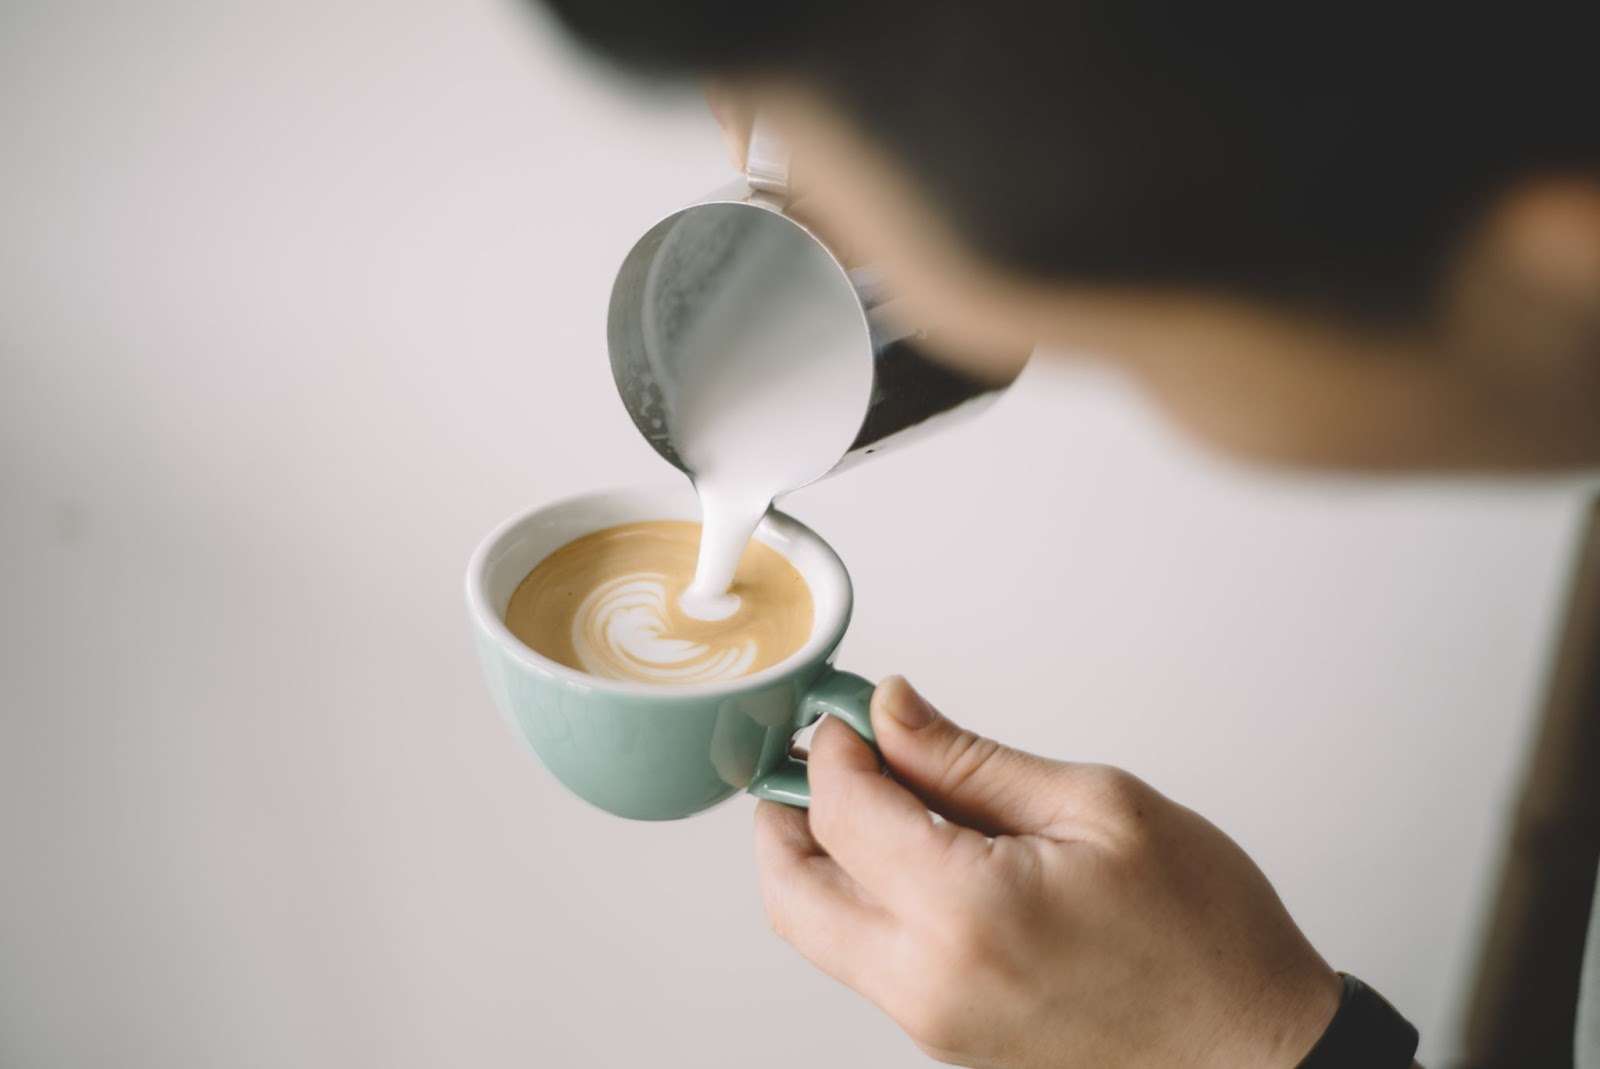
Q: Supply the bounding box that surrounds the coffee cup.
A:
[465,486,875,820]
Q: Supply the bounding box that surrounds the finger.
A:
[806,716,984,912]
[871,676,1073,837]
[704,82,753,171]
[785,196,861,267]
[753,800,894,994]
[705,85,824,204]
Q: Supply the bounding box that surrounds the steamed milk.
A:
[657,223,870,621]
[507,211,868,686]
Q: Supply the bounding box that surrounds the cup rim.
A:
[465,485,854,700]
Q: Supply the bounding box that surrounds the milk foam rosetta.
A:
[505,521,813,685]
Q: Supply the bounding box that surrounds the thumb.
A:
[870,676,1070,836]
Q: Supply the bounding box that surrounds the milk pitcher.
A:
[607,119,1030,486]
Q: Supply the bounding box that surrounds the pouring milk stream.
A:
[659,227,870,619]
[608,118,1029,621]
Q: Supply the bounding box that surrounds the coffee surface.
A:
[505,520,813,685]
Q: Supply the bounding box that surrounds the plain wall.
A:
[2,3,1594,1065]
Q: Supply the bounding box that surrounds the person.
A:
[530,2,1600,1065]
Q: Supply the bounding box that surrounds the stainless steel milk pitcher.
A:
[607,119,1029,483]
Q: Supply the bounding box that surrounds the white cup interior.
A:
[465,484,853,697]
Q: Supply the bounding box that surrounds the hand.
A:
[754,677,1344,1068]
[704,85,873,270]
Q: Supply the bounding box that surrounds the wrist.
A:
[1271,966,1346,1068]
[1218,963,1343,1069]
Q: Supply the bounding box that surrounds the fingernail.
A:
[884,676,935,729]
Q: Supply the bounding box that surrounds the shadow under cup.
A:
[465,487,875,821]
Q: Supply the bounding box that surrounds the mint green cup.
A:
[465,487,876,821]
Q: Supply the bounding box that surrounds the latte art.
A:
[572,572,757,683]
[505,521,812,686]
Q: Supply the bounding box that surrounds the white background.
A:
[2,3,1593,1065]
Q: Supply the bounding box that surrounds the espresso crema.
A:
[505,520,812,685]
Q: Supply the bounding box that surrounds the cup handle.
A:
[748,668,877,808]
